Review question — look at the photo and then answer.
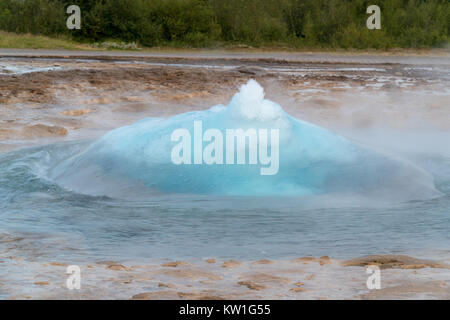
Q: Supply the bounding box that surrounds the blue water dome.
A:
[50,80,439,201]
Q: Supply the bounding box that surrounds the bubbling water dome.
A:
[50,80,439,200]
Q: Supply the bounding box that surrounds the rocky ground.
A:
[2,248,450,300]
[1,52,449,153]
[0,51,449,299]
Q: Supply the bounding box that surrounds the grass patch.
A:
[0,31,447,57]
[0,31,93,50]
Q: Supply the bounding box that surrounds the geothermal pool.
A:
[1,79,449,266]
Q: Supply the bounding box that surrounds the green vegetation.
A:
[0,31,92,50]
[0,0,448,49]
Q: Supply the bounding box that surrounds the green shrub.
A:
[0,0,448,49]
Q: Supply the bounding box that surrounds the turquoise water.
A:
[1,81,449,264]
[48,80,440,200]
[0,140,449,263]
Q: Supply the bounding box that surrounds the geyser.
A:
[50,80,439,200]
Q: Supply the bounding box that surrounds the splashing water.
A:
[0,79,449,268]
[49,80,439,200]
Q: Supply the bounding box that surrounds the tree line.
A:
[0,0,448,48]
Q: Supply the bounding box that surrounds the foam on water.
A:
[49,80,439,200]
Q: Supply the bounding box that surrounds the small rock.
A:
[158,282,177,289]
[107,264,131,271]
[290,287,307,293]
[238,281,267,291]
[319,256,331,265]
[221,260,242,268]
[131,291,181,300]
[291,256,331,266]
[49,262,68,267]
[161,261,189,268]
[235,66,266,76]
[252,259,274,265]
[342,255,450,270]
